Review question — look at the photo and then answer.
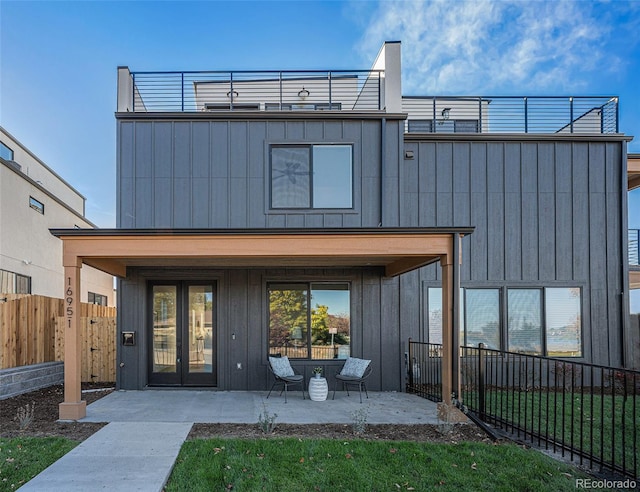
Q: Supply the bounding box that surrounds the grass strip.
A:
[0,437,78,490]
[166,438,593,491]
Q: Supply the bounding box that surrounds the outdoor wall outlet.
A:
[232,333,236,340]
[237,362,242,370]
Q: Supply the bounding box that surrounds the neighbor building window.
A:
[270,144,352,209]
[88,292,108,306]
[29,196,44,214]
[268,282,350,360]
[1,141,14,161]
[0,269,31,294]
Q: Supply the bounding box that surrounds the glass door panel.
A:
[187,285,214,376]
[150,285,180,384]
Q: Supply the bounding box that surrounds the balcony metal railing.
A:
[403,95,619,134]
[128,70,384,112]
[630,229,639,267]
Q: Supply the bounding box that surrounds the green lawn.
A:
[165,438,593,492]
[0,437,78,490]
[462,389,640,479]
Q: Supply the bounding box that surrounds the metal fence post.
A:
[408,337,414,388]
[478,343,486,418]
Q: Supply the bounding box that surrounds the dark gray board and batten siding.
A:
[117,118,403,229]
[117,267,406,391]
[402,138,627,367]
[116,115,629,390]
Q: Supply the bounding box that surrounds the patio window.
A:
[268,282,350,360]
[270,144,352,209]
[425,286,581,356]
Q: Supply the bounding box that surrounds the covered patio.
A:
[50,227,472,421]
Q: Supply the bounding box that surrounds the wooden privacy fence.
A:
[0,295,117,381]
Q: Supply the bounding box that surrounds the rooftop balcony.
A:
[116,67,618,135]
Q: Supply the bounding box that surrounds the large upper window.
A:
[0,141,14,161]
[270,145,352,209]
[268,282,350,360]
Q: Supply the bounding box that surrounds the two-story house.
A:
[52,42,632,420]
[1,127,114,305]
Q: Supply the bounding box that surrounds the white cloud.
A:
[356,0,629,94]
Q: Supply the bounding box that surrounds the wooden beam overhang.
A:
[50,227,474,278]
[629,154,640,191]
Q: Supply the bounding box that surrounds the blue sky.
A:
[1,0,639,309]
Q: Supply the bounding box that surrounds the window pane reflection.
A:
[546,288,582,357]
[508,289,542,355]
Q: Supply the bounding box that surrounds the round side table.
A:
[308,376,328,401]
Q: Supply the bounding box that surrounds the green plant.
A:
[351,406,368,435]
[312,366,323,376]
[257,402,277,434]
[15,402,35,431]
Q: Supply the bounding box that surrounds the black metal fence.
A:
[407,340,640,481]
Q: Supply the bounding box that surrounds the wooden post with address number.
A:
[59,257,86,420]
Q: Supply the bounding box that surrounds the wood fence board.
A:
[1,295,116,382]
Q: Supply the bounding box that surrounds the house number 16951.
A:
[66,277,74,328]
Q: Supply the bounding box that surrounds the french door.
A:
[148,282,216,386]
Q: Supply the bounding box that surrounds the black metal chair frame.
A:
[266,360,305,403]
[332,364,372,403]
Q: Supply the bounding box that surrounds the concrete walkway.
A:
[19,390,439,491]
[18,422,191,492]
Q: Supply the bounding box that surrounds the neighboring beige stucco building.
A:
[0,126,114,304]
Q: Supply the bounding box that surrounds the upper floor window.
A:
[29,196,44,214]
[0,141,14,161]
[270,144,352,209]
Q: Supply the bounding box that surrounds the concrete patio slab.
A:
[80,390,441,425]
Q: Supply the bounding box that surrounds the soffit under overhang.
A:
[49,228,473,278]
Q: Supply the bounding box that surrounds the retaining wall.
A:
[0,361,64,400]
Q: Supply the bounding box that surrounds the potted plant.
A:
[312,367,323,379]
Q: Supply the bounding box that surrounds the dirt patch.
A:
[1,385,494,444]
[0,384,113,441]
[188,422,493,443]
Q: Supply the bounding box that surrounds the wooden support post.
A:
[59,257,86,420]
[440,254,454,406]
[437,235,466,423]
